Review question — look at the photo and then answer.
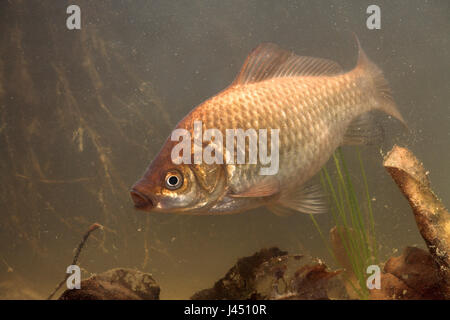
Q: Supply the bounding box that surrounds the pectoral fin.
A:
[229,179,280,198]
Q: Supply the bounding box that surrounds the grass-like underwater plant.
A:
[310,147,378,299]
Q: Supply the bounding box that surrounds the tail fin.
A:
[354,36,406,126]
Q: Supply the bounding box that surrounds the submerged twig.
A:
[329,226,360,299]
[15,174,93,184]
[47,223,103,300]
[383,145,450,297]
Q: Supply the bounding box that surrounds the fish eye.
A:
[165,171,183,190]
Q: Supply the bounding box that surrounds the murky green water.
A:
[0,0,449,299]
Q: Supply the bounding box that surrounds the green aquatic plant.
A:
[310,147,378,299]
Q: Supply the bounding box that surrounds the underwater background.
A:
[0,0,449,299]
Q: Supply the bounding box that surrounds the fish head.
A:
[130,139,226,214]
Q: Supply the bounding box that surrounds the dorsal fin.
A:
[232,43,343,85]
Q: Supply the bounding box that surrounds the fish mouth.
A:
[130,189,154,211]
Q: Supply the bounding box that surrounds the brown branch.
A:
[383,145,450,297]
[47,223,103,300]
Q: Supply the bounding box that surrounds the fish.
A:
[130,38,405,216]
